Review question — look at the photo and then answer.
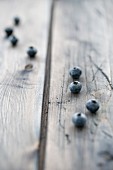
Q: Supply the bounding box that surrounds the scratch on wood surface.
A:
[102,130,113,139]
[89,55,113,90]
[58,71,65,129]
[65,134,71,144]
[91,63,103,82]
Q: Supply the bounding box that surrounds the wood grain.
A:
[44,0,113,170]
[0,0,52,170]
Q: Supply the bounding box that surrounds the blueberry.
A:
[72,112,87,127]
[9,35,18,47]
[69,66,82,79]
[14,16,20,26]
[5,27,13,37]
[27,46,37,58]
[86,99,100,113]
[69,81,82,93]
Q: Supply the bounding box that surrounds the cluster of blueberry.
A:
[69,67,100,128]
[5,16,20,46]
[4,18,99,128]
[4,16,37,59]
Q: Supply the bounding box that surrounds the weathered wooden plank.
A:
[0,0,52,170]
[44,0,113,170]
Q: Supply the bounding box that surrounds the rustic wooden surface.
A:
[44,0,113,170]
[0,0,52,170]
[1,0,113,170]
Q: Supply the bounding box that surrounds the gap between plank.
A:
[38,1,55,170]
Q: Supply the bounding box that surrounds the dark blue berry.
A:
[69,81,82,93]
[72,113,87,127]
[5,27,13,37]
[14,16,20,26]
[69,66,82,79]
[27,46,37,58]
[10,35,18,47]
[86,99,100,113]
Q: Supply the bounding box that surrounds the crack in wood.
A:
[89,55,113,90]
[39,1,54,170]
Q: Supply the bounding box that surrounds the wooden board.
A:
[44,0,113,170]
[0,0,52,170]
